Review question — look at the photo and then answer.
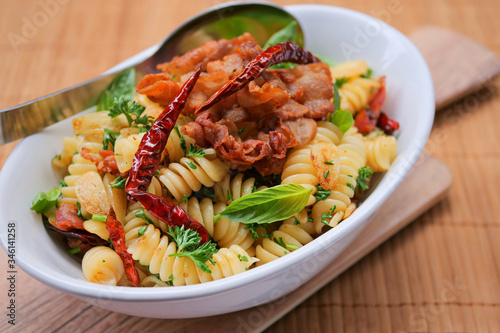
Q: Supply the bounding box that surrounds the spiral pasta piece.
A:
[365,134,397,172]
[114,133,145,173]
[311,121,343,146]
[165,116,196,163]
[159,152,228,201]
[82,246,125,286]
[312,131,367,234]
[330,60,369,79]
[59,141,101,206]
[339,77,380,114]
[255,224,314,266]
[178,197,255,256]
[281,147,318,206]
[52,135,84,174]
[83,220,110,240]
[213,173,267,205]
[126,224,256,286]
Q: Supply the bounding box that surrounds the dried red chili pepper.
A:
[354,77,388,134]
[377,112,400,135]
[125,66,209,245]
[196,42,321,113]
[106,208,140,287]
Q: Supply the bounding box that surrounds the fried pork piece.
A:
[136,34,334,175]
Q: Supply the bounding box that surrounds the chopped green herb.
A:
[273,236,287,248]
[138,225,147,237]
[262,232,273,239]
[286,244,298,250]
[244,222,269,240]
[314,185,331,202]
[92,214,107,222]
[324,170,330,178]
[68,247,81,255]
[321,205,337,225]
[97,68,136,111]
[76,202,84,219]
[307,217,314,223]
[201,186,215,200]
[103,128,119,151]
[59,179,68,187]
[174,126,187,154]
[294,218,300,225]
[347,183,356,191]
[324,160,335,165]
[167,225,218,273]
[110,175,126,189]
[238,128,246,135]
[335,77,349,88]
[185,144,205,158]
[180,194,189,203]
[134,209,153,224]
[227,189,233,202]
[238,254,249,262]
[186,160,197,170]
[356,166,373,193]
[108,96,151,130]
[108,238,114,250]
[30,185,62,213]
[361,68,373,78]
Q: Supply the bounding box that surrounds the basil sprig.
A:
[330,85,354,134]
[31,186,61,213]
[220,183,311,224]
[263,21,299,49]
[97,68,136,111]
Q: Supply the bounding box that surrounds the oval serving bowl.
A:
[0,4,434,318]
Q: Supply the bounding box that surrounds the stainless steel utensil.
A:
[0,1,303,145]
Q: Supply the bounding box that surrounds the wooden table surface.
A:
[0,0,499,332]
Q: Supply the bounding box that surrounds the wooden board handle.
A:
[410,25,500,110]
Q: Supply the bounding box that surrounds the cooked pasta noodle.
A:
[312,131,367,233]
[159,152,228,201]
[126,224,256,286]
[82,246,124,286]
[281,147,318,206]
[365,134,397,172]
[339,77,380,114]
[255,223,314,265]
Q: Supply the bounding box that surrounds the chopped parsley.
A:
[356,166,373,193]
[185,144,205,158]
[335,77,349,88]
[174,126,187,154]
[324,170,330,178]
[314,185,331,202]
[321,205,337,225]
[138,225,147,237]
[324,160,335,165]
[180,194,189,203]
[110,175,126,189]
[186,160,197,170]
[67,247,81,255]
[167,225,218,273]
[238,254,249,262]
[134,209,153,224]
[347,183,356,191]
[103,128,119,151]
[108,96,152,131]
[361,68,373,78]
[244,222,269,240]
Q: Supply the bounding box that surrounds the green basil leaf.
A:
[330,109,354,134]
[220,183,311,224]
[96,68,136,111]
[263,21,298,49]
[31,186,61,213]
[333,84,341,112]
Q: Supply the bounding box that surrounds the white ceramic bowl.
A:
[0,4,434,319]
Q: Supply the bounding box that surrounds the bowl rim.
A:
[0,4,434,302]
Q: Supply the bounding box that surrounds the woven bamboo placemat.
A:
[0,0,499,332]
